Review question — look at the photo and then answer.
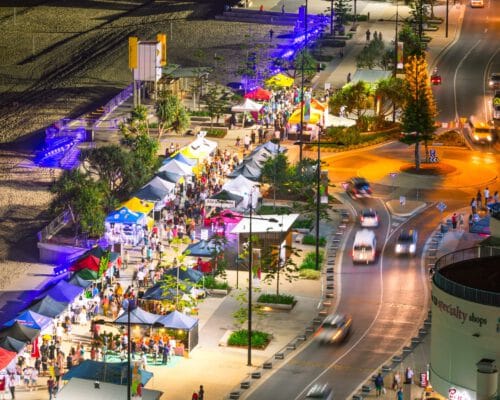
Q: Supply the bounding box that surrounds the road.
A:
[433,0,500,150]
[247,193,433,400]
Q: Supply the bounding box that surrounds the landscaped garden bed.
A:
[256,293,296,310]
[204,275,230,296]
[227,329,272,349]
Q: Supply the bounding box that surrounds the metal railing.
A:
[433,246,500,306]
[37,209,72,243]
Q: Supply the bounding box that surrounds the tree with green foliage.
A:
[333,0,352,28]
[399,24,424,60]
[329,80,372,121]
[293,50,318,82]
[400,55,437,169]
[201,84,232,125]
[155,92,190,137]
[408,0,430,41]
[375,76,407,119]
[260,242,300,297]
[50,169,106,237]
[260,152,290,208]
[356,36,386,70]
[80,145,130,209]
[120,105,150,137]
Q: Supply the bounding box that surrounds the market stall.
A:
[244,87,272,101]
[158,158,193,176]
[0,321,39,343]
[0,336,26,353]
[40,280,84,304]
[3,310,53,332]
[62,361,153,386]
[155,310,199,352]
[105,207,147,246]
[0,348,16,370]
[265,73,294,88]
[28,295,68,318]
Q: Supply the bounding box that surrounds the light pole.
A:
[445,0,449,38]
[299,0,308,162]
[393,0,399,122]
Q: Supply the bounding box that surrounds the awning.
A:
[163,267,203,283]
[114,307,160,325]
[62,362,153,386]
[265,73,294,88]
[158,158,193,176]
[0,321,40,343]
[29,295,68,318]
[134,177,175,202]
[170,152,197,166]
[0,336,26,353]
[156,170,182,184]
[184,239,223,257]
[0,347,17,370]
[106,207,145,225]
[120,197,154,215]
[70,254,101,272]
[244,87,272,101]
[288,108,322,124]
[231,213,300,234]
[40,280,84,304]
[231,98,263,113]
[4,310,53,331]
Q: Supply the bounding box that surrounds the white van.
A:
[352,229,377,264]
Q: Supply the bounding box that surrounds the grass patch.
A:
[300,250,325,270]
[203,275,230,290]
[292,218,313,230]
[300,269,321,280]
[257,293,295,305]
[302,234,327,247]
[227,329,271,349]
[189,110,211,117]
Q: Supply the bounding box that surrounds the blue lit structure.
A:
[34,123,86,170]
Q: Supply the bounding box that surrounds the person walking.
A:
[397,387,403,400]
[374,373,384,396]
[484,187,490,207]
[365,29,371,41]
[269,28,274,41]
[47,376,55,400]
[7,373,15,399]
[494,190,499,203]
[451,213,457,230]
[198,385,205,400]
[392,371,401,390]
[347,72,351,83]
[476,190,482,210]
[404,367,414,384]
[470,197,477,215]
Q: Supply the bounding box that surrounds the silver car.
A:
[395,229,418,255]
[306,384,334,400]
[316,313,352,344]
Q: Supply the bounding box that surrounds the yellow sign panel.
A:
[156,33,167,66]
[128,36,138,69]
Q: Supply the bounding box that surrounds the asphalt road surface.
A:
[433,0,500,150]
[247,195,432,400]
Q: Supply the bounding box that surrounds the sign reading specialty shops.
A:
[431,294,488,327]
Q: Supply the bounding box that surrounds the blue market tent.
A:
[114,307,160,325]
[156,170,182,184]
[134,177,175,202]
[62,360,153,386]
[155,311,199,351]
[142,283,189,301]
[68,274,92,288]
[163,267,203,283]
[105,207,145,225]
[3,310,53,331]
[156,310,198,330]
[257,141,287,154]
[171,152,197,166]
[183,240,221,257]
[29,295,68,318]
[0,322,39,342]
[40,280,84,304]
[0,336,26,353]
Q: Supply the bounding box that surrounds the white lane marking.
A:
[454,39,482,121]
[293,198,390,400]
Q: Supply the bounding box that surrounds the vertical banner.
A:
[397,41,404,70]
[128,36,138,69]
[156,33,167,66]
[304,92,311,123]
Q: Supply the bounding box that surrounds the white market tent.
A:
[189,136,218,155]
[231,213,300,235]
[57,378,162,400]
[231,98,263,113]
[158,158,193,176]
[222,175,261,209]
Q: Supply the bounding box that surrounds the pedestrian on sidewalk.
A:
[404,367,414,384]
[259,4,264,12]
[494,190,499,203]
[392,371,401,390]
[366,29,371,41]
[476,190,482,209]
[347,72,351,83]
[470,197,477,214]
[281,3,285,13]
[47,376,55,400]
[458,213,464,231]
[483,187,490,207]
[397,388,403,400]
[468,214,473,231]
[451,213,457,230]
[198,385,205,400]
[375,373,384,396]
[7,373,15,399]
[269,28,274,41]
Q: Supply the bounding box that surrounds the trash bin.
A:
[440,224,448,234]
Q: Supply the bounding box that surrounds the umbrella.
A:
[163,267,203,284]
[265,73,294,88]
[288,108,322,124]
[244,87,272,101]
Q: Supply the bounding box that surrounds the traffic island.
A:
[386,199,427,217]
[399,162,457,176]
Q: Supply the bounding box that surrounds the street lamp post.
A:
[393,0,399,122]
[315,129,321,271]
[445,0,449,38]
[299,0,308,162]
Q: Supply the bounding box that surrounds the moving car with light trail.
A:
[345,177,372,199]
[395,229,418,256]
[316,313,352,344]
[360,209,379,228]
[305,384,334,400]
[352,229,377,264]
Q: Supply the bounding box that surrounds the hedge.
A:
[203,275,230,290]
[227,329,271,348]
[257,293,295,305]
[302,234,327,247]
[300,250,325,270]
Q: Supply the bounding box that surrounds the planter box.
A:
[207,288,230,296]
[256,301,295,311]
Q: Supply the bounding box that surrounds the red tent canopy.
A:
[0,347,16,370]
[70,254,101,272]
[244,87,272,101]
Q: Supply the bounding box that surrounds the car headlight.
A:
[474,135,479,141]
[409,244,416,253]
[395,244,402,253]
[487,136,492,141]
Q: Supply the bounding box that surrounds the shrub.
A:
[203,275,230,290]
[189,110,211,117]
[205,128,227,138]
[302,235,326,247]
[435,130,465,146]
[300,250,325,270]
[257,205,292,215]
[257,293,295,305]
[300,269,321,279]
[292,218,313,230]
[227,329,271,348]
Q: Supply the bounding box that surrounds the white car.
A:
[360,209,379,228]
[306,384,334,400]
[395,229,418,255]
